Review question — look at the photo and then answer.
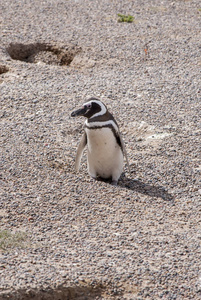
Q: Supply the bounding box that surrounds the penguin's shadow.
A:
[119,174,174,201]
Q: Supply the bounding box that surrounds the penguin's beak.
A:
[71,106,87,117]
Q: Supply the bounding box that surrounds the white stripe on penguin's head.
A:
[83,99,107,119]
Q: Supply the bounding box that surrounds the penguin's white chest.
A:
[85,127,123,180]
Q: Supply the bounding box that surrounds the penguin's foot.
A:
[90,175,118,185]
[111,180,118,186]
[90,176,102,182]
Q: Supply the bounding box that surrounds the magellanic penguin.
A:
[71,98,131,185]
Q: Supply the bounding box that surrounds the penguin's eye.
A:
[85,103,92,110]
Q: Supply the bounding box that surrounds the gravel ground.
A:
[0,0,201,299]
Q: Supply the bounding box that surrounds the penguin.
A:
[71,97,130,185]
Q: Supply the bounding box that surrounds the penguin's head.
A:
[71,98,107,119]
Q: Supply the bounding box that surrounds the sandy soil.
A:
[0,0,201,299]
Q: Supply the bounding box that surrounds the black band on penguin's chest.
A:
[84,124,123,151]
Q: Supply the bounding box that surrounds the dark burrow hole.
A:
[0,65,9,74]
[6,42,81,66]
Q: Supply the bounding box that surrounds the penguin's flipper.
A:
[75,132,87,171]
[119,133,131,176]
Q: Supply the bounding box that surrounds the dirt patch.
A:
[0,278,139,300]
[6,42,81,66]
[0,282,112,300]
[122,120,174,148]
